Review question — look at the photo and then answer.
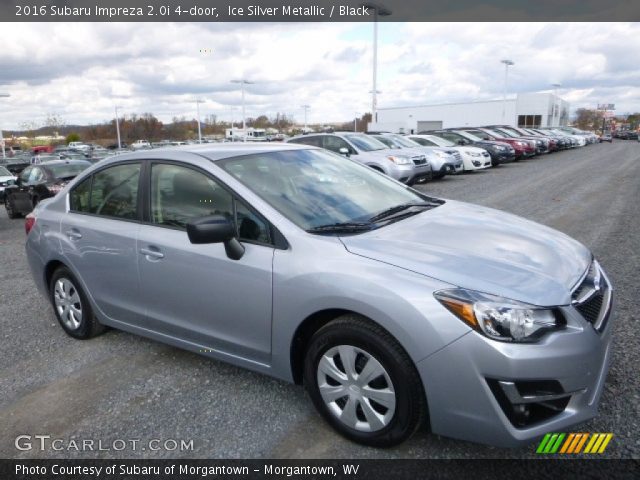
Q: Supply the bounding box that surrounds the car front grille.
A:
[411,155,427,165]
[571,260,612,333]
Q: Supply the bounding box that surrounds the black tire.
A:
[303,315,427,447]
[49,266,106,339]
[5,195,21,219]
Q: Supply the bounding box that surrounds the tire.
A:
[5,195,21,219]
[303,315,427,447]
[49,266,106,339]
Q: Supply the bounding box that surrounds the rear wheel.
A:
[304,315,427,447]
[50,267,106,339]
[5,195,21,219]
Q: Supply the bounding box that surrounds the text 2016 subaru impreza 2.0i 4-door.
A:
[24,143,613,447]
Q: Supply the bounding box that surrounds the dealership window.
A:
[517,115,542,128]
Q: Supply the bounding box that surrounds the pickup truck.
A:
[130,140,151,150]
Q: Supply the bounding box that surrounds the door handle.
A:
[139,247,164,259]
[65,230,82,240]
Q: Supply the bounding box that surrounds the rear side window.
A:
[88,163,141,219]
[323,136,353,154]
[69,177,92,212]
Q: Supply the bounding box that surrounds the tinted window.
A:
[69,176,92,213]
[0,166,11,176]
[289,136,323,147]
[89,163,140,219]
[236,200,270,244]
[151,163,233,229]
[48,162,91,179]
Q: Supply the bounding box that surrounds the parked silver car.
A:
[287,132,431,185]
[368,133,464,178]
[25,143,614,448]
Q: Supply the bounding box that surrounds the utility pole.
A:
[114,105,122,149]
[1,93,11,159]
[501,59,514,124]
[231,79,254,141]
[301,104,310,132]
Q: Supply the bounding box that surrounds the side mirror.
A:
[457,140,465,145]
[186,215,245,260]
[339,147,350,157]
[6,179,16,186]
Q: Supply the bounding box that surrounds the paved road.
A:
[1,141,638,459]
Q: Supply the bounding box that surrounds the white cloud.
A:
[1,21,639,130]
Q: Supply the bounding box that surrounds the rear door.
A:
[62,162,144,323]
[10,167,33,213]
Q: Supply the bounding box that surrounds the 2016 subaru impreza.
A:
[24,143,614,448]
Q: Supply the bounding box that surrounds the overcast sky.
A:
[1,22,639,130]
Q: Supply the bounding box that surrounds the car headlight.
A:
[515,141,527,147]
[386,155,412,165]
[434,288,563,342]
[495,145,506,151]
[434,151,448,158]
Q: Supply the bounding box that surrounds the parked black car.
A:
[4,160,91,218]
[424,129,516,166]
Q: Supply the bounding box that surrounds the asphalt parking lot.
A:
[1,141,638,459]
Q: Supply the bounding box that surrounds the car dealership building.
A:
[369,93,570,134]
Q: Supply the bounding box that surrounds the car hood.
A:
[341,200,591,306]
[456,146,488,155]
[0,175,16,182]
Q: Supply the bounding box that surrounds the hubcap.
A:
[54,278,83,330]
[317,345,396,432]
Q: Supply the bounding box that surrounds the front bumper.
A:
[417,295,614,448]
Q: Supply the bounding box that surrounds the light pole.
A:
[363,3,391,126]
[231,79,254,140]
[0,93,10,159]
[114,105,122,150]
[195,99,203,143]
[501,59,514,124]
[551,83,561,127]
[301,104,310,132]
[354,112,360,132]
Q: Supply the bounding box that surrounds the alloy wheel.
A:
[54,278,83,330]
[316,345,396,432]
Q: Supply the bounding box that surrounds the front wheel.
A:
[303,315,427,447]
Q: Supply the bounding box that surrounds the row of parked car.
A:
[285,125,599,185]
[0,124,602,219]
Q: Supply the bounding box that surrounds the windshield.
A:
[47,162,91,179]
[494,128,519,138]
[373,136,399,148]
[0,166,12,176]
[389,135,420,148]
[344,134,387,152]
[424,135,454,147]
[217,149,438,232]
[457,131,484,142]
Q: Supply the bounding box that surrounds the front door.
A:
[136,162,274,365]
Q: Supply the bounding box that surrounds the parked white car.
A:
[0,165,17,203]
[67,142,91,152]
[131,140,151,150]
[409,135,492,171]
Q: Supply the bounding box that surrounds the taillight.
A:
[25,213,36,235]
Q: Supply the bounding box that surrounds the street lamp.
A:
[231,79,254,140]
[114,105,122,150]
[362,3,391,126]
[500,59,514,124]
[354,112,360,132]
[195,99,204,143]
[301,104,310,132]
[551,83,562,127]
[0,93,10,159]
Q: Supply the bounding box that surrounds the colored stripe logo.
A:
[537,433,613,454]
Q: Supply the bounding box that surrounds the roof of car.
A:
[39,159,92,166]
[105,142,314,163]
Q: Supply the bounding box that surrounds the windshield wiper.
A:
[368,202,435,223]
[306,222,373,234]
